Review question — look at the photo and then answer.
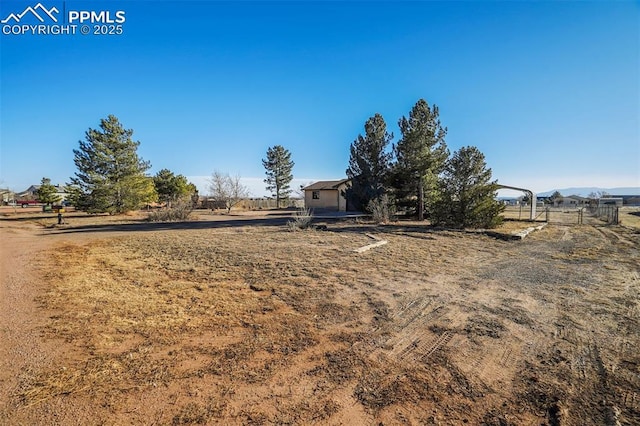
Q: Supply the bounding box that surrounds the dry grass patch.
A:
[15,220,640,425]
[619,207,640,229]
[26,226,382,421]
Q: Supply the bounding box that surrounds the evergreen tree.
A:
[262,145,294,208]
[69,115,156,214]
[36,177,61,206]
[188,183,199,208]
[153,169,196,207]
[345,113,393,211]
[432,146,504,229]
[393,99,449,220]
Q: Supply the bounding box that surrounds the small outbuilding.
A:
[553,195,589,207]
[303,179,350,211]
[598,197,623,207]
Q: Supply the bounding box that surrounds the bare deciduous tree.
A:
[294,182,313,199]
[588,190,610,200]
[208,171,250,213]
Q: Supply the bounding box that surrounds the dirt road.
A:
[0,224,56,422]
[1,214,639,425]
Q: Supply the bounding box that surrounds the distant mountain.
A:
[537,187,640,197]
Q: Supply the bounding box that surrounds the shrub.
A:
[287,207,313,231]
[147,202,193,222]
[367,194,396,224]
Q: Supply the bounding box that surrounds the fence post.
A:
[545,207,549,223]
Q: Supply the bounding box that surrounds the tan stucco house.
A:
[303,179,350,211]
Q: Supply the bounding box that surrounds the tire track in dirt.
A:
[593,225,636,247]
[368,295,458,364]
[417,331,454,361]
[453,336,525,394]
[471,223,636,424]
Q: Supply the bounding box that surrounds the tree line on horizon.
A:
[52,115,296,215]
[53,99,503,228]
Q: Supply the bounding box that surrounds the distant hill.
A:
[537,187,640,197]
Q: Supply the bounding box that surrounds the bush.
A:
[147,202,193,222]
[287,207,313,231]
[367,194,396,224]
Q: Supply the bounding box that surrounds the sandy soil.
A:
[1,210,639,425]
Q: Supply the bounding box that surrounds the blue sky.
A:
[1,0,638,197]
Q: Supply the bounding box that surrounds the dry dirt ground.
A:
[1,210,639,425]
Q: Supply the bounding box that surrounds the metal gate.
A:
[543,207,584,225]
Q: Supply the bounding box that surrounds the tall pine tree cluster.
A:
[346,99,504,228]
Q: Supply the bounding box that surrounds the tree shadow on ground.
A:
[44,215,366,236]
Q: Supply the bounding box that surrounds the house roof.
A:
[16,184,67,199]
[563,195,589,201]
[20,184,67,193]
[303,179,350,191]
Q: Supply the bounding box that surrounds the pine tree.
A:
[550,191,563,205]
[432,146,504,228]
[36,177,61,206]
[345,113,393,211]
[69,115,156,214]
[153,169,196,207]
[262,145,294,208]
[393,99,449,220]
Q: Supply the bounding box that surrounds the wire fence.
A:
[503,205,620,225]
[545,206,620,225]
[586,205,619,225]
[202,198,305,210]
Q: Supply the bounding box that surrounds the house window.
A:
[312,191,320,200]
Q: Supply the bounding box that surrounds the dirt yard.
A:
[1,210,639,425]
